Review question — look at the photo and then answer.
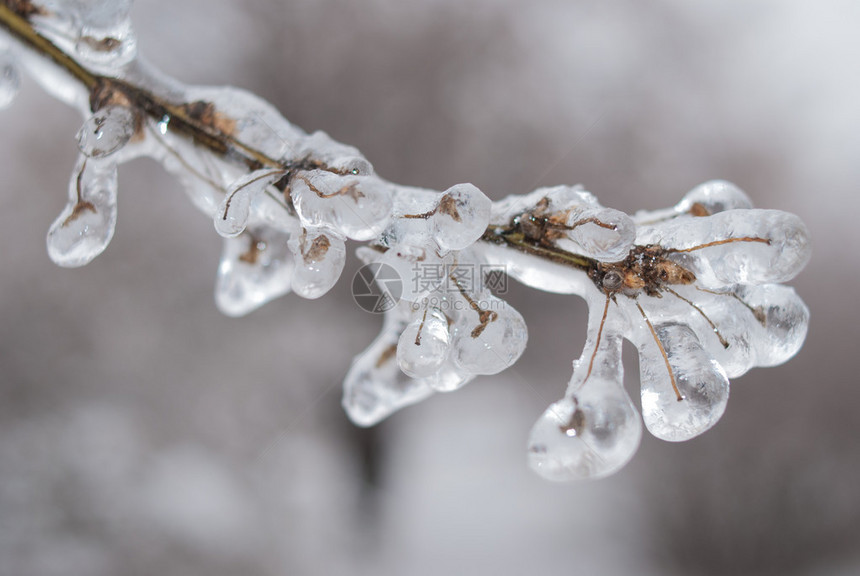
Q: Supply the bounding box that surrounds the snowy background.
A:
[1,1,859,575]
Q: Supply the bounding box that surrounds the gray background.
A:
[1,1,858,575]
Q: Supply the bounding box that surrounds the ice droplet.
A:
[451,298,527,375]
[528,322,640,480]
[290,170,392,241]
[638,323,729,441]
[639,209,811,286]
[680,180,753,215]
[343,321,434,427]
[215,229,293,317]
[432,183,491,251]
[397,308,450,378]
[739,284,809,367]
[76,105,135,158]
[47,157,118,267]
[528,387,641,481]
[71,0,137,70]
[289,228,346,299]
[0,52,21,109]
[214,169,285,238]
[562,207,635,262]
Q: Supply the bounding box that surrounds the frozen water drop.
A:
[291,170,392,241]
[76,105,135,158]
[528,388,641,481]
[739,284,809,367]
[214,169,285,238]
[290,228,346,299]
[71,0,137,70]
[638,322,729,441]
[432,183,491,251]
[397,309,450,379]
[563,207,635,262]
[452,299,527,375]
[46,157,118,267]
[343,321,435,427]
[680,180,753,215]
[0,52,21,109]
[215,229,293,317]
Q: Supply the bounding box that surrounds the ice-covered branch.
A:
[0,0,811,480]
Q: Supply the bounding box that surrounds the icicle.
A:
[214,228,293,317]
[46,156,118,267]
[637,322,729,442]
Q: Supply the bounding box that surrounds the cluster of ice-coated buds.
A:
[478,181,810,479]
[1,0,811,480]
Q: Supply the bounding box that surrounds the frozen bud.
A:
[215,229,293,317]
[638,323,729,442]
[214,169,285,238]
[0,51,21,109]
[289,228,346,299]
[679,180,753,215]
[562,207,635,262]
[451,298,527,375]
[76,105,135,159]
[432,183,491,251]
[397,308,450,379]
[47,156,118,267]
[291,170,392,241]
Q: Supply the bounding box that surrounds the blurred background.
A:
[1,1,858,574]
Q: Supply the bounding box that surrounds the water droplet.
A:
[47,157,118,267]
[76,105,135,158]
[157,115,170,135]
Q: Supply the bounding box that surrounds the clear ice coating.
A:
[0,50,21,109]
[46,156,118,267]
[1,3,814,481]
[76,105,135,158]
[215,228,294,317]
